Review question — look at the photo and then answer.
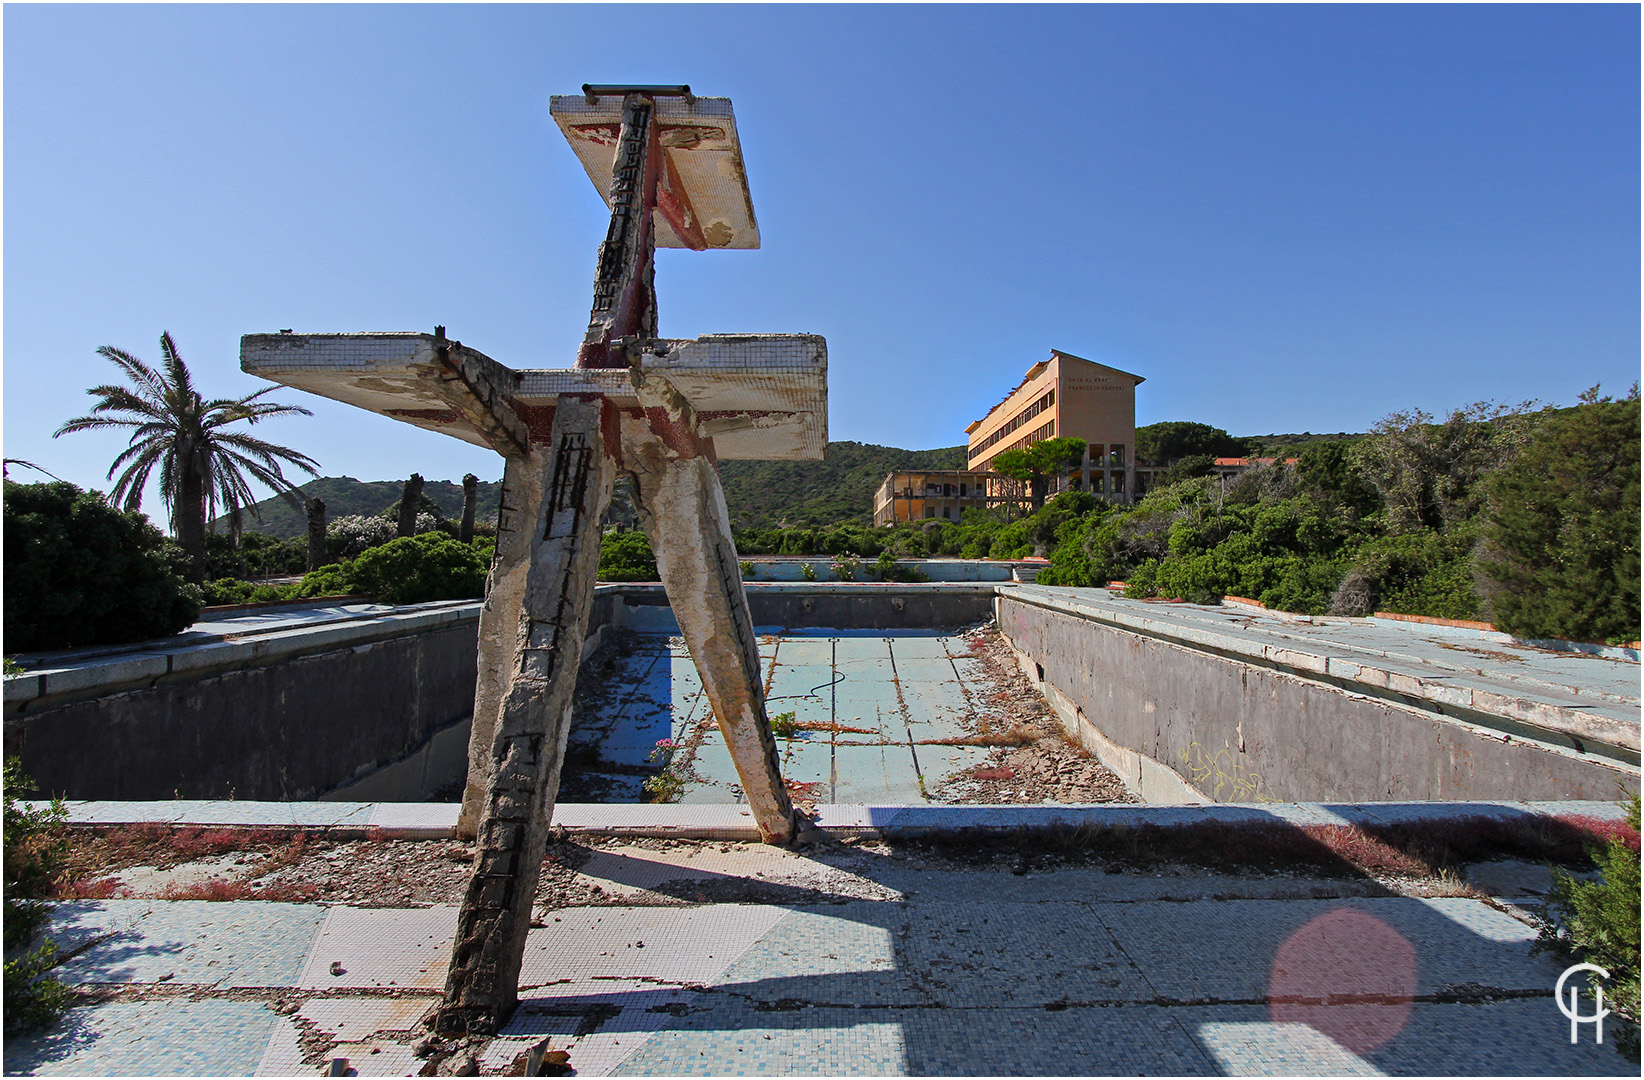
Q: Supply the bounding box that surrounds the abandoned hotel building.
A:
[874,349,1148,525]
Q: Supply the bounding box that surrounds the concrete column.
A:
[456,450,549,839]
[436,396,616,1035]
[627,441,796,844]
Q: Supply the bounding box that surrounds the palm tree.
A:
[55,331,320,578]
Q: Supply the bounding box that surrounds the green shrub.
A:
[3,481,201,650]
[290,562,357,599]
[1538,797,1641,1060]
[1340,528,1481,620]
[4,758,69,1034]
[5,941,70,1035]
[201,530,306,579]
[349,534,487,604]
[872,550,929,582]
[4,758,64,949]
[598,530,658,582]
[200,578,291,606]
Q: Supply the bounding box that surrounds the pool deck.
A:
[6,798,1634,1077]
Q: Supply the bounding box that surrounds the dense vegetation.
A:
[600,394,1637,644]
[3,481,201,651]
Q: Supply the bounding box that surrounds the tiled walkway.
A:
[7,839,1634,1077]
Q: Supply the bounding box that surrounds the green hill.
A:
[213,476,504,539]
[718,441,967,527]
[220,441,966,537]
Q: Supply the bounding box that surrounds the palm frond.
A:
[106,435,176,475]
[55,415,148,436]
[209,431,321,474]
[95,346,169,403]
[157,332,196,403]
[109,446,165,513]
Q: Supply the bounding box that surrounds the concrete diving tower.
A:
[242,85,826,1035]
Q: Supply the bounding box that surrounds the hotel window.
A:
[1108,444,1126,467]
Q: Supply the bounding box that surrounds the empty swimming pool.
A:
[560,625,1130,806]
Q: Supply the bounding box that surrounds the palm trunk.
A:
[397,473,424,538]
[460,473,478,544]
[177,466,208,583]
[305,497,327,571]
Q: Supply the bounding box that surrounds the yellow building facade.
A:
[873,350,1145,526]
[966,349,1145,501]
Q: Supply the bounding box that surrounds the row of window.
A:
[977,419,1056,471]
[968,388,1055,461]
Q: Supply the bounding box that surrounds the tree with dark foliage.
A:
[1479,386,1640,644]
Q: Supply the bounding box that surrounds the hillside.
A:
[213,476,504,539]
[718,441,968,526]
[1238,431,1365,457]
[219,442,966,537]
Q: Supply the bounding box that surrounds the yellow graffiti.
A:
[1180,742,1276,803]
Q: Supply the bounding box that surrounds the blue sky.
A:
[4,4,1638,506]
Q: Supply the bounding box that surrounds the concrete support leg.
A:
[457,450,549,840]
[629,446,795,844]
[437,396,615,1034]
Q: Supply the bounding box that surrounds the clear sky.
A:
[4,4,1638,508]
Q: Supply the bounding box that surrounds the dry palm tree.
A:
[55,331,320,578]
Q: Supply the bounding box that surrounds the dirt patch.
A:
[930,620,1137,805]
[51,811,1625,911]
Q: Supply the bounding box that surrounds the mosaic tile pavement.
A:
[565,631,994,806]
[8,861,1636,1076]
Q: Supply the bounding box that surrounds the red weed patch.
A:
[56,876,130,899]
[1556,814,1640,852]
[159,879,321,902]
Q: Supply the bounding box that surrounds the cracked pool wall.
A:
[995,591,1639,804]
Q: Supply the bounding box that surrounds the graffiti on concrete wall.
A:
[1180,742,1275,803]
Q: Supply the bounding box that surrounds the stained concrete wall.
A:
[7,622,480,802]
[617,583,998,632]
[997,593,1639,804]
